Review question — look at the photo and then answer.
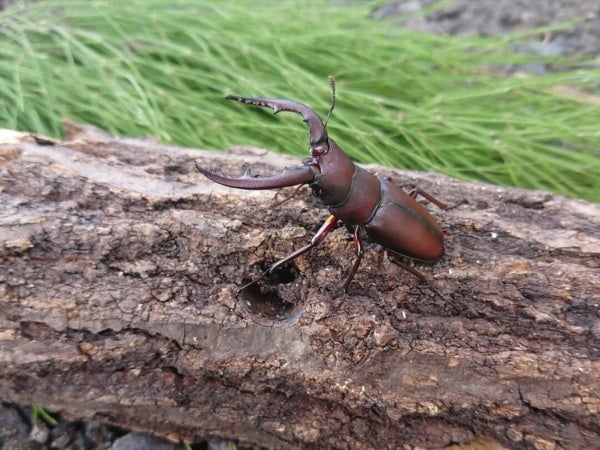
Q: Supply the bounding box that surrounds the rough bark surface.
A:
[1,122,599,449]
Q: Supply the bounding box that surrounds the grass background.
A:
[1,0,598,202]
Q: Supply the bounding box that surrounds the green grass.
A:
[31,405,58,426]
[1,0,598,201]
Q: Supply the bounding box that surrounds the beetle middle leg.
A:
[342,225,365,292]
[238,215,339,292]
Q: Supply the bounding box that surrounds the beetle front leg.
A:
[342,225,364,292]
[238,215,339,292]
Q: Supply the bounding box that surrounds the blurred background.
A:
[1,0,599,203]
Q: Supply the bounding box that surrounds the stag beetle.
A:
[196,77,449,294]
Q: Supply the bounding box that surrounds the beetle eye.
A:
[310,143,328,157]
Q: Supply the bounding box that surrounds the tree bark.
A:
[1,122,599,449]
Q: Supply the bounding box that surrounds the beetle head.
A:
[310,141,329,158]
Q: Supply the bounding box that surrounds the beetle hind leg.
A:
[407,187,448,210]
[408,187,467,210]
[387,253,452,304]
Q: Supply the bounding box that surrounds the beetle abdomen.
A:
[365,179,444,262]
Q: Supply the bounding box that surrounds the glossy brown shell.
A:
[364,179,444,262]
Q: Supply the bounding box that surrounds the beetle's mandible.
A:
[195,77,449,294]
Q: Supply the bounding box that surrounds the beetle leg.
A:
[387,254,428,282]
[407,188,449,210]
[387,253,452,304]
[271,184,309,208]
[195,161,316,190]
[409,188,467,210]
[238,215,339,292]
[342,225,364,292]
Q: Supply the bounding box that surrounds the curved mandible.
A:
[226,96,328,147]
[194,161,316,190]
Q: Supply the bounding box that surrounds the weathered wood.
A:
[1,122,599,449]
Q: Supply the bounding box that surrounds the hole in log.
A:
[263,263,298,285]
[239,264,302,321]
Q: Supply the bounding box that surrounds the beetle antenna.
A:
[323,76,336,129]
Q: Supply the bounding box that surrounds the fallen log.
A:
[1,122,598,449]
